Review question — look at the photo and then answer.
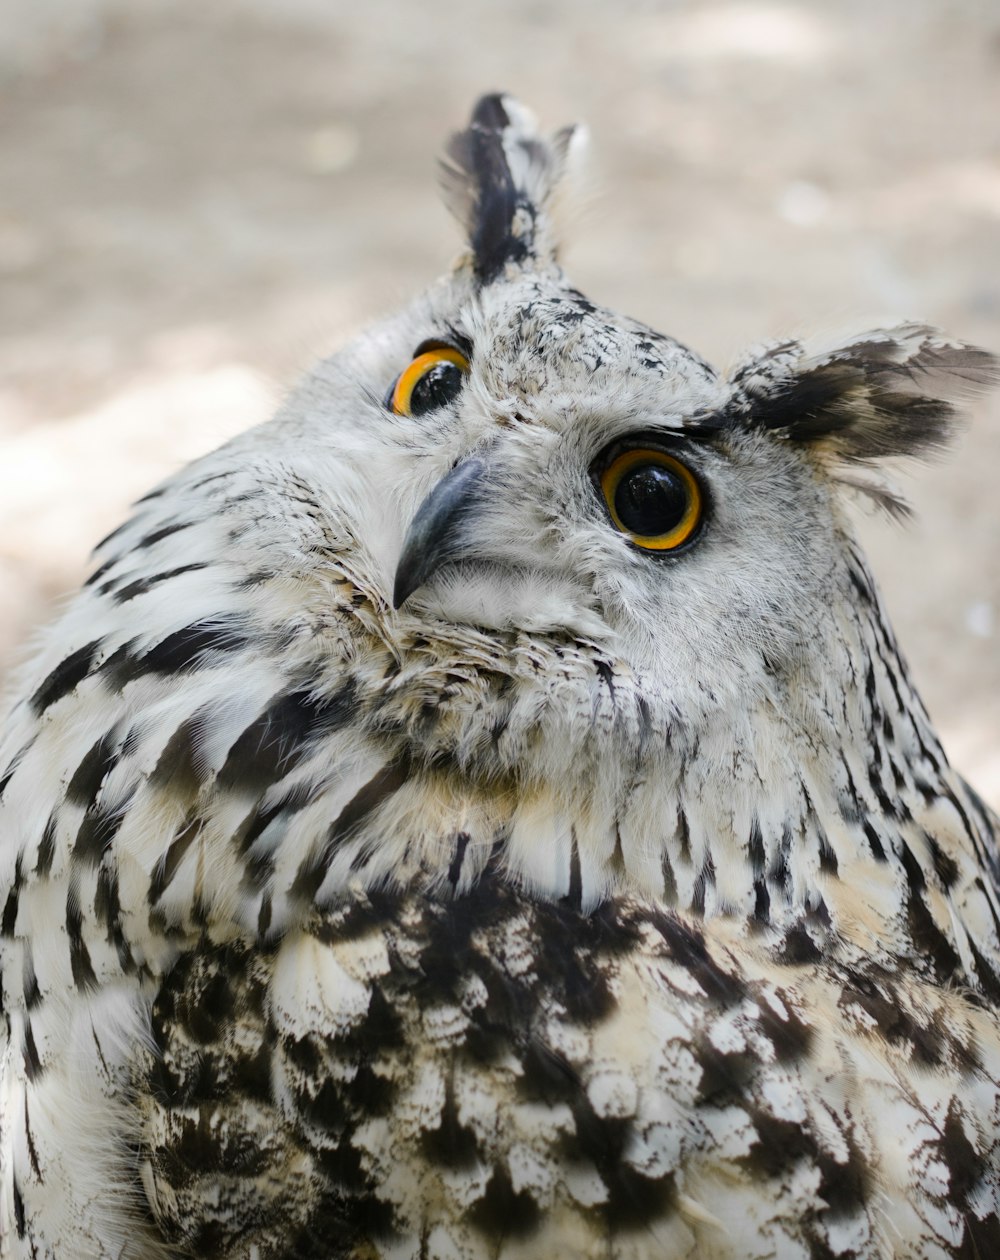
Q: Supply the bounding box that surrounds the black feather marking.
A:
[861,819,887,863]
[563,827,583,911]
[815,1126,871,1222]
[445,94,528,282]
[563,1094,678,1229]
[149,816,202,906]
[74,786,136,868]
[779,923,822,964]
[216,680,357,794]
[35,815,57,877]
[691,854,715,916]
[84,556,117,587]
[925,832,960,891]
[740,1109,818,1180]
[138,617,250,675]
[329,755,413,845]
[756,993,814,1062]
[898,840,963,981]
[968,936,1000,1004]
[66,882,99,992]
[732,330,999,462]
[961,1214,1000,1258]
[134,520,194,550]
[23,1019,42,1080]
[151,712,208,796]
[817,821,839,875]
[30,640,102,713]
[102,616,250,687]
[12,1177,25,1237]
[94,862,137,972]
[111,563,209,605]
[745,821,765,932]
[447,831,471,890]
[940,1101,982,1212]
[66,729,122,809]
[749,359,867,437]
[1,852,22,937]
[92,518,132,552]
[21,1100,42,1183]
[676,806,691,864]
[752,877,771,925]
[440,92,576,287]
[838,970,956,1066]
[420,1072,482,1169]
[291,754,412,902]
[256,893,272,938]
[238,781,317,855]
[22,950,40,1010]
[0,737,36,803]
[646,909,747,1007]
[467,1164,541,1238]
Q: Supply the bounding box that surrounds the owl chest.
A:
[135,883,1000,1260]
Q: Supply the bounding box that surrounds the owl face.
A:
[294,269,843,737]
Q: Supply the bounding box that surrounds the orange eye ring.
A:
[598,447,702,551]
[389,347,470,417]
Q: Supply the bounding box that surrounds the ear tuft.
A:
[440,93,583,283]
[730,322,998,461]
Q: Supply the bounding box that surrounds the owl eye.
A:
[387,347,470,417]
[596,445,703,551]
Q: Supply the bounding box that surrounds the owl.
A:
[2,92,1000,1260]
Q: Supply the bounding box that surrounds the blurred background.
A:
[1,0,998,806]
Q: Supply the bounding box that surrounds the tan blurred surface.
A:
[1,0,998,806]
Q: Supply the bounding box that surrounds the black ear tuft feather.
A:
[728,324,999,514]
[441,93,581,283]
[730,324,999,463]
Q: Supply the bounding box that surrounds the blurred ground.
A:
[1,0,998,806]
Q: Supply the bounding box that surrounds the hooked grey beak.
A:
[393,457,488,609]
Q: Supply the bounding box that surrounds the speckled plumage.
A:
[2,94,1000,1260]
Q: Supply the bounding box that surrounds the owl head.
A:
[262,94,996,757]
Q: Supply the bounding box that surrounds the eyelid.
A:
[413,335,473,360]
[594,430,697,461]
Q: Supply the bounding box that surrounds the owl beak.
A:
[393,456,487,608]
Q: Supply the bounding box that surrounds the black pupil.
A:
[614,462,690,537]
[409,360,464,415]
